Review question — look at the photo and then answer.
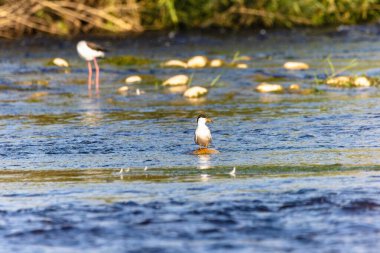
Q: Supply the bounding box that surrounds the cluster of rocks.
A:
[49,56,376,99]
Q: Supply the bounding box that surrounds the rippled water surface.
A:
[2,27,380,252]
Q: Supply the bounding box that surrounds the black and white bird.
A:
[76,40,107,94]
[194,114,213,148]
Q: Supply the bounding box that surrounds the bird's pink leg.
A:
[93,58,100,94]
[87,61,92,92]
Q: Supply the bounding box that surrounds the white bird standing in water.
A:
[229,167,236,177]
[119,168,130,174]
[194,114,213,149]
[118,168,130,180]
[76,40,107,94]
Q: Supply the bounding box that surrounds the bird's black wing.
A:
[86,41,108,52]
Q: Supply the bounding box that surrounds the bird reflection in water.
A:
[80,99,103,126]
[197,154,211,170]
[200,174,210,182]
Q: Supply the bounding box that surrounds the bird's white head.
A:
[76,40,87,53]
[197,114,212,125]
[76,40,105,61]
[77,40,86,47]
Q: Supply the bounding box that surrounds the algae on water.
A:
[103,55,152,66]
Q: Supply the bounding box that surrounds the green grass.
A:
[325,56,358,78]
[148,0,380,29]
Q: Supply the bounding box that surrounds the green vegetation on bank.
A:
[149,0,380,28]
[1,0,380,38]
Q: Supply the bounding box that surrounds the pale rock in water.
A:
[210,59,224,67]
[289,84,301,90]
[183,86,208,98]
[353,76,371,87]
[125,75,142,84]
[117,86,129,93]
[256,83,284,93]
[28,91,49,100]
[163,60,188,68]
[167,86,188,94]
[163,74,189,86]
[236,63,248,69]
[187,56,208,68]
[52,58,69,67]
[238,55,252,61]
[283,61,309,70]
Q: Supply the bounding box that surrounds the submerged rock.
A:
[163,74,189,86]
[163,60,187,68]
[236,63,248,69]
[251,73,286,82]
[256,83,284,93]
[283,61,309,70]
[289,84,301,91]
[298,88,322,95]
[353,76,371,87]
[117,86,129,94]
[210,59,224,67]
[193,148,220,155]
[125,75,142,84]
[187,56,208,68]
[17,79,49,86]
[287,84,322,95]
[166,86,188,94]
[184,86,208,98]
[239,55,252,61]
[128,74,161,85]
[27,91,49,101]
[52,58,69,67]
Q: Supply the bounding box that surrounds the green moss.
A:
[370,77,380,87]
[45,60,56,67]
[139,75,162,85]
[67,78,87,85]
[16,80,49,86]
[293,87,325,95]
[26,113,79,125]
[103,55,152,66]
[26,92,49,103]
[252,74,287,83]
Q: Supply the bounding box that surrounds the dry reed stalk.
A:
[0,0,142,38]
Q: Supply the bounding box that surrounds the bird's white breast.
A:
[195,124,211,139]
[76,41,104,61]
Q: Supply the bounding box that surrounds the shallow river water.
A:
[1,26,380,252]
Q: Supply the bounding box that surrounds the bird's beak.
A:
[206,118,213,123]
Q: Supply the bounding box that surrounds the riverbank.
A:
[1,0,380,38]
